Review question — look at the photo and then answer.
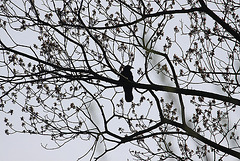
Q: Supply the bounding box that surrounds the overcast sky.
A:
[1,1,239,161]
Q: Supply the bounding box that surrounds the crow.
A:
[119,65,133,102]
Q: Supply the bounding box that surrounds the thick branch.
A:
[167,119,240,159]
[61,7,203,30]
[91,73,240,106]
[199,0,240,42]
[133,82,240,106]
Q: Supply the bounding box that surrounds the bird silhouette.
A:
[119,65,133,102]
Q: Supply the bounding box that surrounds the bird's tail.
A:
[124,87,133,102]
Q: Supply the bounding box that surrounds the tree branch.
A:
[199,0,240,42]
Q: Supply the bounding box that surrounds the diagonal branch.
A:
[198,0,240,42]
[166,119,240,159]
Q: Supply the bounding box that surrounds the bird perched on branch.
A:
[119,65,133,102]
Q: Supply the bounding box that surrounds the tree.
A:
[0,0,240,160]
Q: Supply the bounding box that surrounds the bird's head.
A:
[124,65,133,71]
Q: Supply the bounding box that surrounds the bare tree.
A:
[1,0,240,160]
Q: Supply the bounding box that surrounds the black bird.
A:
[119,65,133,102]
